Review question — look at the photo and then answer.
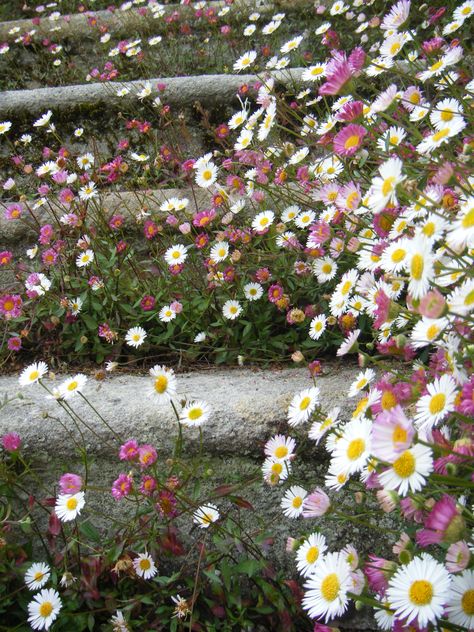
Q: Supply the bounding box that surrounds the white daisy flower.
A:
[262,457,292,484]
[252,210,275,233]
[414,374,457,435]
[312,258,337,283]
[308,315,327,341]
[348,369,376,398]
[179,400,211,427]
[164,244,188,266]
[244,282,263,301]
[281,485,307,518]
[233,50,257,72]
[133,552,157,579]
[222,300,242,320]
[309,407,340,444]
[159,305,177,323]
[368,157,405,214]
[264,434,296,462]
[125,326,147,348]
[410,317,449,349]
[195,161,218,188]
[302,551,352,621]
[25,563,51,591]
[0,121,12,134]
[58,374,87,400]
[19,362,48,386]
[387,554,451,627]
[76,249,94,268]
[193,504,220,528]
[379,443,433,496]
[288,387,320,426]
[210,241,230,263]
[55,492,85,522]
[446,569,474,630]
[296,533,328,577]
[27,588,62,631]
[149,365,177,400]
[331,418,373,475]
[76,153,94,170]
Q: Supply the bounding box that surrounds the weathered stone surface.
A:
[0,0,274,42]
[0,364,354,459]
[0,187,213,246]
[0,68,305,116]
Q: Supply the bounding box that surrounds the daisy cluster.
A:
[9,360,221,629]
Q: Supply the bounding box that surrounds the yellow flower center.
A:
[341,280,352,296]
[230,306,238,314]
[381,390,397,410]
[410,254,424,280]
[462,589,474,615]
[390,42,401,55]
[154,375,168,394]
[382,176,395,197]
[275,446,288,459]
[337,473,347,484]
[393,450,415,478]
[390,248,405,263]
[39,602,53,618]
[430,60,443,71]
[314,321,323,332]
[320,573,340,602]
[440,109,454,122]
[392,425,408,445]
[429,393,446,415]
[29,370,39,381]
[321,263,332,274]
[202,169,212,180]
[172,251,180,259]
[292,496,303,508]
[462,6,472,14]
[409,92,420,104]
[465,289,474,306]
[34,571,45,581]
[409,580,433,606]
[67,381,78,391]
[299,396,311,411]
[356,377,368,390]
[344,135,361,150]
[352,397,368,418]
[139,558,151,570]
[311,66,324,75]
[188,408,203,420]
[306,546,319,564]
[462,207,474,229]
[426,324,440,340]
[432,128,450,143]
[271,462,283,474]
[66,497,78,511]
[347,438,366,461]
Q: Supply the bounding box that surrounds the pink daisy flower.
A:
[416,495,464,547]
[333,124,367,157]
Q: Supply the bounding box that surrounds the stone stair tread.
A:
[0,68,304,115]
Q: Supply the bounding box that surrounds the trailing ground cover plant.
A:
[0,0,474,629]
[1,369,304,630]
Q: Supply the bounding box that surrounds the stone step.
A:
[0,1,276,42]
[0,68,304,116]
[0,364,380,629]
[0,186,213,246]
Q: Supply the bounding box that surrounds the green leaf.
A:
[79,520,101,542]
